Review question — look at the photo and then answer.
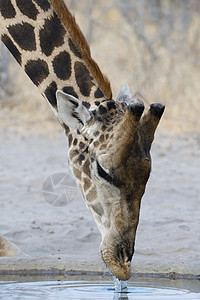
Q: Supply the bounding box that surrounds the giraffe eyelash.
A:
[96,161,113,184]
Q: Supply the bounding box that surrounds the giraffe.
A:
[0,0,165,280]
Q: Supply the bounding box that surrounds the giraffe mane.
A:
[50,0,112,101]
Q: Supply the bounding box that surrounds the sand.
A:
[0,128,199,278]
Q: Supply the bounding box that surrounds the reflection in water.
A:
[113,291,129,300]
[113,276,129,300]
[113,276,128,292]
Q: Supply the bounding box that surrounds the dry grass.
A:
[0,0,200,136]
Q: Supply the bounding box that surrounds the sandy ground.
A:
[0,128,200,277]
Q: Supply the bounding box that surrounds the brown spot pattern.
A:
[93,141,99,147]
[83,178,91,191]
[74,61,94,97]
[79,142,85,149]
[99,135,105,143]
[78,154,85,163]
[105,134,109,140]
[16,0,39,20]
[33,0,50,11]
[68,134,73,147]
[86,186,97,202]
[70,149,79,159]
[25,59,49,86]
[8,23,36,51]
[95,88,104,99]
[52,51,71,80]
[73,138,78,146]
[90,203,104,216]
[99,105,107,115]
[2,34,21,64]
[39,13,65,56]
[68,38,82,58]
[83,159,91,178]
[73,167,81,180]
[82,101,91,109]
[0,0,16,19]
[44,81,57,106]
[94,131,100,137]
[100,144,107,150]
[63,86,78,99]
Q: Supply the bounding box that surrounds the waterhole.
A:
[0,275,199,300]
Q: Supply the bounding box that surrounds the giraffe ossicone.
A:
[0,0,165,281]
[117,84,132,103]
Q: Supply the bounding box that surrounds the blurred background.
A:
[0,0,200,136]
[0,0,199,269]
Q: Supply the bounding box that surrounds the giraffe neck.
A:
[0,0,112,108]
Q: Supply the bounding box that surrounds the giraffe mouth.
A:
[102,257,132,281]
[110,261,131,281]
[101,247,132,281]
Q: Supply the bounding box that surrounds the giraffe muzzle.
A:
[100,237,134,281]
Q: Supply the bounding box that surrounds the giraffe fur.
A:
[0,0,165,281]
[0,0,111,107]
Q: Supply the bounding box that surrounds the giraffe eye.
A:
[96,161,113,184]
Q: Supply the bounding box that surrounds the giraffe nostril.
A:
[120,248,124,261]
[118,245,133,265]
[119,246,128,264]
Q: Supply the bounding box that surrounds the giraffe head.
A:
[55,85,165,281]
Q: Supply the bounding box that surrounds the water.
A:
[0,275,199,300]
[113,276,128,292]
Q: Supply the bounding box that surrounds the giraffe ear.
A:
[117,84,132,103]
[56,90,91,130]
